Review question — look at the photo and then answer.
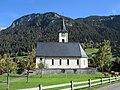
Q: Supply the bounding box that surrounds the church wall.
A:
[36,57,45,68]
[80,58,88,68]
[36,57,88,69]
[34,67,96,74]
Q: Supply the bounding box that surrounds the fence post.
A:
[109,77,111,83]
[70,81,74,90]
[7,73,9,90]
[88,79,91,87]
[116,76,117,81]
[101,78,103,85]
[116,76,118,81]
[39,84,42,90]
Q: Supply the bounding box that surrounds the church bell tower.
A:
[59,18,68,42]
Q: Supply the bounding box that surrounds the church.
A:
[36,19,88,70]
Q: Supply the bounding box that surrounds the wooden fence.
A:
[38,76,120,90]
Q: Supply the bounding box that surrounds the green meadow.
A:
[0,72,105,90]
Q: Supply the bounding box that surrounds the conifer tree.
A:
[93,40,112,72]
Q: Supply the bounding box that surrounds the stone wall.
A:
[34,67,96,74]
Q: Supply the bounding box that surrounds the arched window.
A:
[67,59,69,65]
[77,59,79,65]
[40,58,42,61]
[59,59,62,65]
[52,59,54,65]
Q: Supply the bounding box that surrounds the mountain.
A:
[0,12,120,56]
[0,27,4,31]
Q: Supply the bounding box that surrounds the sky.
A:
[0,0,120,28]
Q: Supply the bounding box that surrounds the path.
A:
[96,82,120,90]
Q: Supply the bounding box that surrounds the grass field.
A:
[0,72,105,90]
[85,48,98,56]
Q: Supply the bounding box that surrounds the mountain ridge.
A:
[0,12,120,56]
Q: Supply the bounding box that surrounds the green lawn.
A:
[0,72,105,90]
[85,48,98,56]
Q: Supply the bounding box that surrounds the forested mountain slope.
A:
[0,12,120,56]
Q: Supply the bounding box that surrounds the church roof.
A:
[36,42,88,58]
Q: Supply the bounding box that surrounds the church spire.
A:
[59,18,68,33]
[58,18,68,42]
[62,18,66,30]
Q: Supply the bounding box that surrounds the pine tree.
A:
[93,40,112,72]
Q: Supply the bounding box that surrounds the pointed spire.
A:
[62,18,66,30]
[58,18,68,33]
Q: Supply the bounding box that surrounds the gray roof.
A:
[36,42,88,58]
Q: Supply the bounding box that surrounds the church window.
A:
[59,59,62,65]
[52,59,54,65]
[40,58,42,61]
[77,59,79,65]
[67,59,69,65]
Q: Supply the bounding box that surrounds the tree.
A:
[26,49,36,70]
[92,40,112,72]
[37,61,48,77]
[17,60,26,74]
[0,54,17,90]
[25,49,36,82]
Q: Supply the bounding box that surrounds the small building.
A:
[36,18,88,70]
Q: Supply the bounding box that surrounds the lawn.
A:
[0,72,105,90]
[85,48,98,56]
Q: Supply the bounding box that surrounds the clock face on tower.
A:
[61,33,65,37]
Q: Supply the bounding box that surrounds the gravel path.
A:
[96,82,120,90]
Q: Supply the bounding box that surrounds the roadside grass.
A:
[0,72,104,90]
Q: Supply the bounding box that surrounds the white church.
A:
[36,19,88,70]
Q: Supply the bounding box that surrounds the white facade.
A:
[36,57,88,69]
[59,33,68,42]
